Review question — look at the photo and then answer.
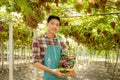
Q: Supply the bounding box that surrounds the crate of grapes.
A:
[58,54,76,76]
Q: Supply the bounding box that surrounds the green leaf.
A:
[0,0,4,6]
[60,69,69,73]
[8,0,14,6]
[17,0,33,15]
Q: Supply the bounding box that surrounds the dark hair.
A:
[47,15,61,25]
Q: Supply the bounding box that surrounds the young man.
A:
[32,15,68,80]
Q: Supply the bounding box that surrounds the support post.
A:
[33,29,37,80]
[9,21,13,80]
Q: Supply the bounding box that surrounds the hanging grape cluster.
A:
[0,24,4,32]
[23,15,38,29]
[110,21,116,29]
[86,0,108,13]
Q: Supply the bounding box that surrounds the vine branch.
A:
[61,12,120,18]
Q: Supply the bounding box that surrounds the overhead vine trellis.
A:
[0,0,120,80]
[0,0,120,54]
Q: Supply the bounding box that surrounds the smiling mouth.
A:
[52,28,56,31]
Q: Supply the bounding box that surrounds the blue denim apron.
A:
[43,44,68,80]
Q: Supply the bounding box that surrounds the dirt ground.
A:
[0,61,120,80]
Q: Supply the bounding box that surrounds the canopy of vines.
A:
[0,0,120,50]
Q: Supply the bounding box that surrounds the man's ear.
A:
[46,23,48,27]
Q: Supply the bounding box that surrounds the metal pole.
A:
[33,29,37,80]
[9,21,13,80]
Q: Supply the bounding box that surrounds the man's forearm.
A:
[33,62,67,78]
[33,62,55,74]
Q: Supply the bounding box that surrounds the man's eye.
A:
[56,24,60,27]
[50,22,60,27]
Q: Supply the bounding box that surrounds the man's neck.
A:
[46,32,55,39]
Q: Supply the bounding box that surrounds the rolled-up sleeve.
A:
[32,38,43,63]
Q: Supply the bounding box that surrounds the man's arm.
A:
[33,62,66,78]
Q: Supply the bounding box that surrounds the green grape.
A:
[60,69,69,73]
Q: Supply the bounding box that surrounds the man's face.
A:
[47,19,60,34]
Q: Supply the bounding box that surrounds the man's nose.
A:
[53,24,57,28]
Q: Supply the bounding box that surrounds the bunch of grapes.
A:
[0,25,4,32]
[23,15,38,29]
[58,55,75,69]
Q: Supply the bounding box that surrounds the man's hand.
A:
[66,69,76,77]
[53,69,67,78]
